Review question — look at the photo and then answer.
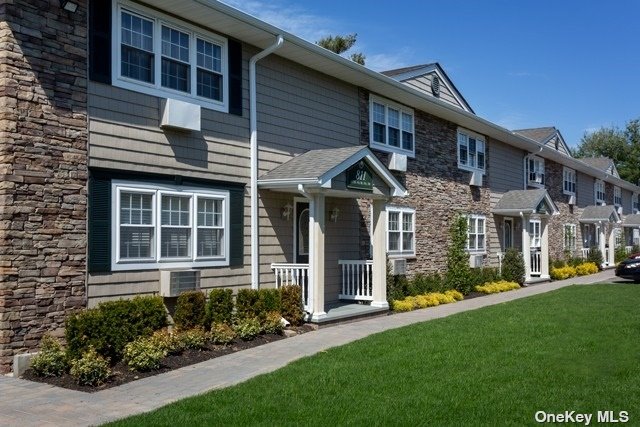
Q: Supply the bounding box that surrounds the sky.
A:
[222,0,640,148]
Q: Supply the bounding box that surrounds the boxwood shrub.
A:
[205,288,234,327]
[174,291,206,329]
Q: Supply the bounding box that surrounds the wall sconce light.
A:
[60,0,78,12]
[281,203,293,221]
[331,207,340,223]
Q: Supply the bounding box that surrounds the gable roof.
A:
[258,145,408,197]
[492,189,559,215]
[622,214,640,228]
[381,63,474,113]
[514,127,571,156]
[579,205,621,223]
[579,157,620,178]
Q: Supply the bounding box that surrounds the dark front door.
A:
[295,202,309,264]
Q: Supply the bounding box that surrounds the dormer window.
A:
[526,155,545,188]
[594,179,605,205]
[614,186,622,207]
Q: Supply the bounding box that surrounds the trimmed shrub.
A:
[550,265,577,280]
[408,273,443,296]
[210,323,236,345]
[576,262,599,276]
[445,214,473,294]
[392,290,462,312]
[235,317,262,341]
[236,289,260,320]
[65,296,167,362]
[258,289,281,316]
[123,337,167,371]
[70,346,111,386]
[178,328,209,350]
[204,289,234,327]
[262,311,284,335]
[149,329,186,355]
[633,245,640,254]
[174,291,206,330]
[615,246,628,264]
[501,248,525,285]
[30,335,68,377]
[567,257,584,267]
[280,285,305,326]
[469,267,501,289]
[587,246,604,270]
[551,259,566,269]
[392,299,415,312]
[475,280,520,294]
[387,273,409,303]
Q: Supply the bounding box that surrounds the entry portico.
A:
[579,205,621,268]
[258,146,407,322]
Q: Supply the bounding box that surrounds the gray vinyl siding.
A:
[401,73,467,111]
[621,188,633,215]
[87,42,361,303]
[543,138,571,156]
[576,172,595,207]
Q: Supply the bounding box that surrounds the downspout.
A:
[250,35,284,290]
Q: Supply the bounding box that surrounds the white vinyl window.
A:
[563,167,576,195]
[467,215,486,253]
[595,179,605,205]
[370,95,415,156]
[564,224,576,251]
[114,1,228,111]
[112,181,229,270]
[633,193,639,214]
[529,219,542,248]
[457,129,486,172]
[386,206,415,256]
[526,155,545,187]
[614,186,622,207]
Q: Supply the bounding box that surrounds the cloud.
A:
[363,47,416,72]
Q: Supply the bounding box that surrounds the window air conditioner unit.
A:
[388,153,407,172]
[160,270,201,297]
[469,254,484,268]
[470,171,483,187]
[160,98,201,132]
[390,258,407,275]
[568,195,576,205]
[534,173,543,184]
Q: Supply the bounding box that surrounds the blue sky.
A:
[222,0,639,148]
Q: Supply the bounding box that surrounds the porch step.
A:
[309,303,389,328]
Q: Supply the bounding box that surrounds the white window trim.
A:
[594,179,605,205]
[632,193,639,214]
[385,205,416,257]
[467,214,487,254]
[562,167,576,196]
[563,223,577,251]
[369,95,415,158]
[457,128,486,174]
[614,186,622,207]
[111,180,230,271]
[112,0,229,113]
[526,155,545,189]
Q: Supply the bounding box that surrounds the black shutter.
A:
[88,174,112,272]
[228,39,243,116]
[229,188,245,266]
[89,0,112,84]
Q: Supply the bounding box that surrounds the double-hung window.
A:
[370,96,415,156]
[633,193,639,214]
[594,179,605,205]
[564,224,576,251]
[614,186,622,207]
[114,1,228,111]
[386,206,415,256]
[563,167,576,195]
[457,129,485,172]
[467,215,486,253]
[526,155,545,187]
[113,181,229,270]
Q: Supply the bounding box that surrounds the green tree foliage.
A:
[445,214,473,294]
[574,118,640,185]
[316,33,366,65]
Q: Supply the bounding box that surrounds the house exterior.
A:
[1,0,639,373]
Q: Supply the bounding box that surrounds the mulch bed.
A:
[22,325,315,393]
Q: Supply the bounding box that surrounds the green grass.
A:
[108,285,640,426]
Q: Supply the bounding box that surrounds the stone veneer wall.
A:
[358,89,492,276]
[0,0,88,373]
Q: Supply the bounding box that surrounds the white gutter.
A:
[250,34,284,290]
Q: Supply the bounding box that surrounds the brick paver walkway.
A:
[0,270,620,426]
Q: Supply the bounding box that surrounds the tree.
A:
[445,214,472,294]
[316,33,366,66]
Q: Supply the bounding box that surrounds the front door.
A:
[295,202,309,264]
[529,219,542,276]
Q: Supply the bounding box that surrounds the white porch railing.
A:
[581,247,590,259]
[530,249,541,276]
[271,263,309,311]
[339,260,374,301]
[625,246,634,254]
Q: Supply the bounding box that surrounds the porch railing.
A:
[581,247,590,259]
[271,263,309,311]
[339,259,374,301]
[530,249,541,276]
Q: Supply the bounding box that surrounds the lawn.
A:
[108,284,640,426]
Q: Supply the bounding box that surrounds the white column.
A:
[309,194,326,321]
[598,223,607,269]
[607,225,616,267]
[371,199,389,308]
[540,217,550,279]
[521,216,531,282]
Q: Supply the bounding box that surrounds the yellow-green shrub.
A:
[576,262,598,276]
[392,299,416,312]
[433,292,455,304]
[392,291,462,312]
[445,289,464,301]
[550,265,577,280]
[475,280,520,294]
[415,294,440,308]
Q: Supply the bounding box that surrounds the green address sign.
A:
[346,161,373,191]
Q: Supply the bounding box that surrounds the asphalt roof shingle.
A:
[580,205,619,223]
[493,189,549,212]
[623,214,640,227]
[513,127,557,143]
[578,157,615,173]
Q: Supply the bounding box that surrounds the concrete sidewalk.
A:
[0,270,621,426]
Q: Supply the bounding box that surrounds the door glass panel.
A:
[298,208,309,256]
